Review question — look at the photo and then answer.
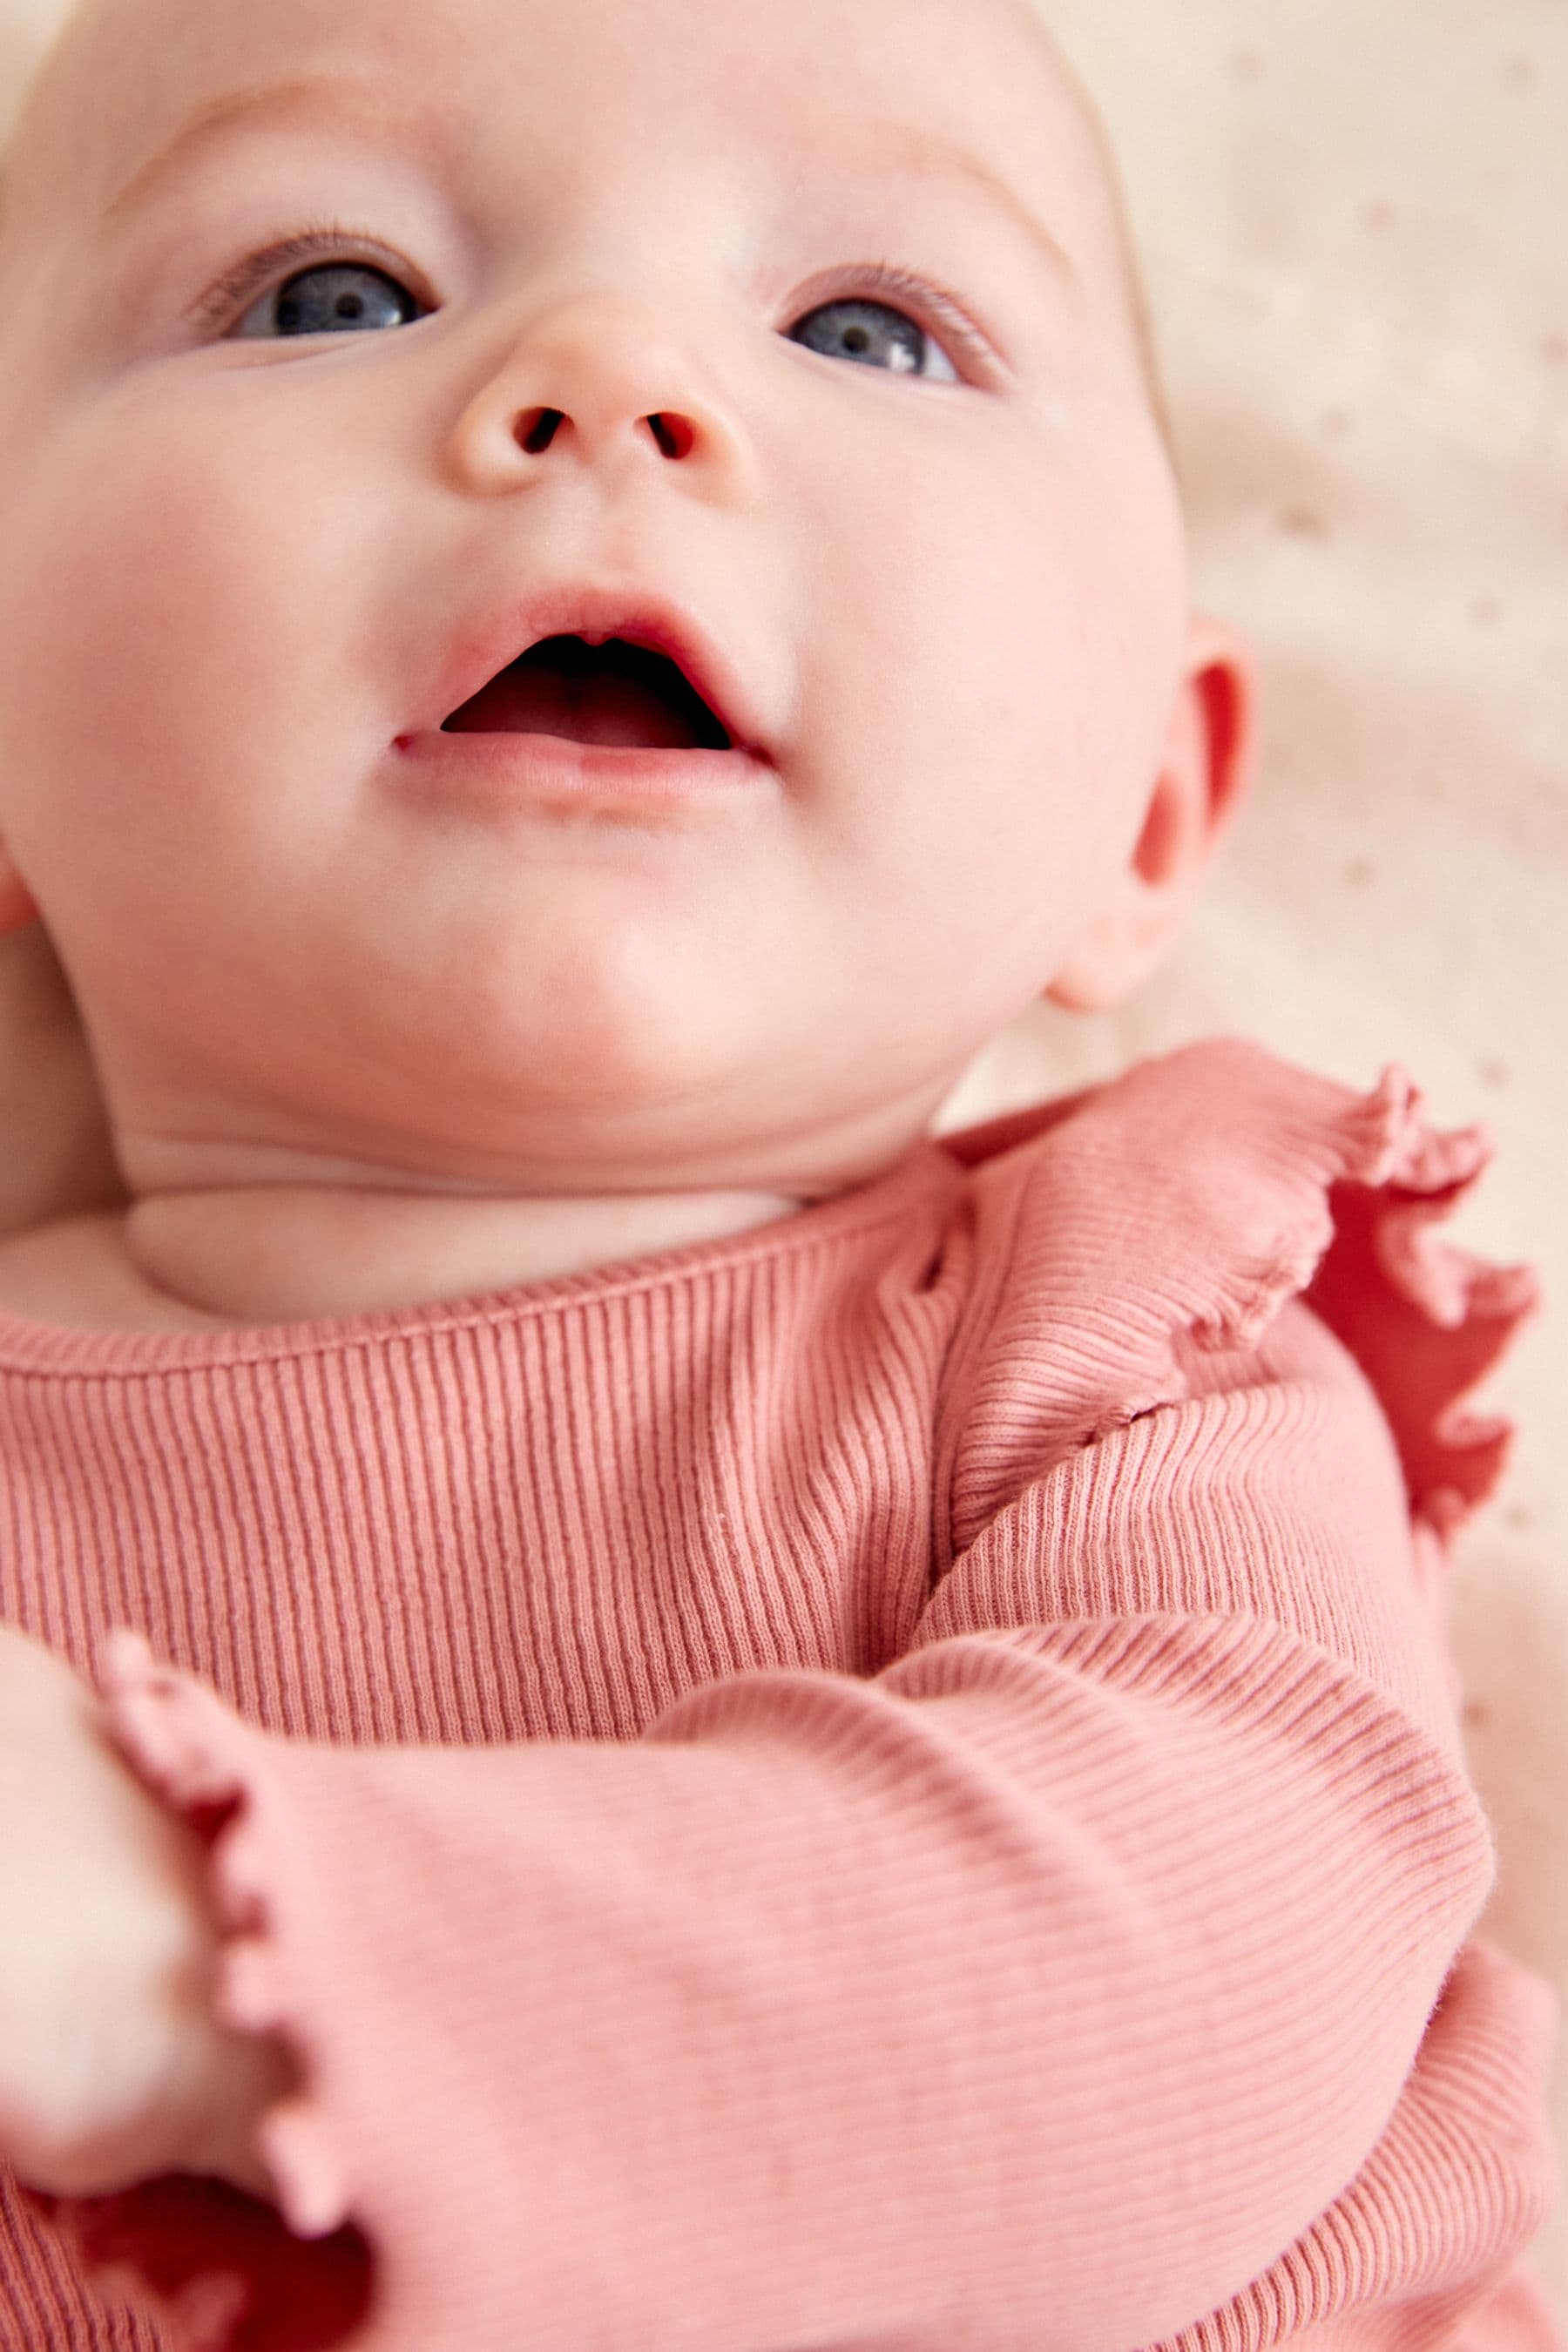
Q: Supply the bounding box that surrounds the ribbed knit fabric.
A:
[0,1038,1558,2352]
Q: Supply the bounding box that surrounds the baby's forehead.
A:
[10,0,1112,216]
[2,0,1147,407]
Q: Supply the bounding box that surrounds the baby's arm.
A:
[12,1302,1549,2352]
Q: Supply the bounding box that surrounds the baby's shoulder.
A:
[958,1037,1476,1314]
[939,1037,1529,1546]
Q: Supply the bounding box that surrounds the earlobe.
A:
[1046,614,1258,1013]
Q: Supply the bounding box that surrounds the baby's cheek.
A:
[10,361,389,746]
[941,446,1179,793]
[0,417,353,977]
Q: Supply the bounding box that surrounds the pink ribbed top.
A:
[0,1039,1558,2352]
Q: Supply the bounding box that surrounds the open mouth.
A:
[441,633,735,753]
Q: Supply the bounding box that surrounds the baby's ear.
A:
[1045,614,1256,1013]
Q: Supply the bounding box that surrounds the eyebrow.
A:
[826,115,1076,291]
[101,75,434,225]
[100,77,1077,295]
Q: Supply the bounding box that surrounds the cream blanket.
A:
[0,0,1563,2318]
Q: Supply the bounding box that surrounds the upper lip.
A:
[406,582,773,758]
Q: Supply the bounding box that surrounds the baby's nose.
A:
[443,291,764,510]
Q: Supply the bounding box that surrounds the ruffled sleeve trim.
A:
[98,1631,356,2247]
[942,1041,1539,1554]
[43,1633,377,2346]
[1301,1065,1540,1537]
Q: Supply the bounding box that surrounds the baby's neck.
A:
[16,1088,951,1333]
[115,1182,802,1329]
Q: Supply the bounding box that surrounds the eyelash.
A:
[834,260,995,369]
[185,218,997,370]
[186,220,405,330]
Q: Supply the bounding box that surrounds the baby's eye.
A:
[233,260,425,341]
[786,296,961,384]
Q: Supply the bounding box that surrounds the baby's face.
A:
[0,0,1202,1199]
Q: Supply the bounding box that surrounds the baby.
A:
[0,0,1558,2342]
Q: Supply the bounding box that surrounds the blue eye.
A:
[234,260,424,340]
[787,296,960,383]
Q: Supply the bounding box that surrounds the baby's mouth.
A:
[441,633,733,752]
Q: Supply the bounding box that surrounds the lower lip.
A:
[392,729,775,813]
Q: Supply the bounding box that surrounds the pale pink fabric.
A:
[0,1039,1559,2351]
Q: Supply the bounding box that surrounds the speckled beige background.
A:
[956,4,1568,2318]
[0,0,1564,2323]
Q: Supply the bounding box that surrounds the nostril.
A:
[646,412,693,458]
[510,410,689,456]
[517,407,564,455]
